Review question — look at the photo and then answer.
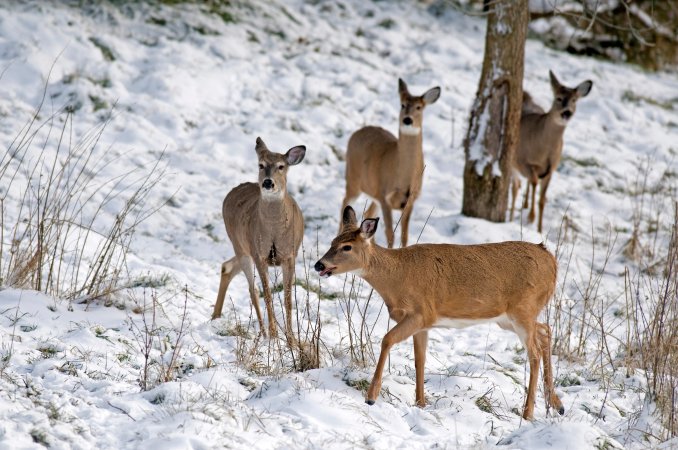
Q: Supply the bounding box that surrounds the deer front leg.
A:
[281,257,296,341]
[212,257,242,319]
[537,173,552,233]
[527,166,539,224]
[399,200,414,248]
[254,257,277,338]
[366,314,424,405]
[240,256,266,337]
[413,330,429,407]
[510,176,521,221]
[379,199,395,249]
[522,181,530,209]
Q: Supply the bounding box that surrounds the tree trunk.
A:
[461,0,528,222]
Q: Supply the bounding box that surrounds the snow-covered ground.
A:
[1,1,677,448]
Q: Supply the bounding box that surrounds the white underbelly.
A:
[431,313,510,330]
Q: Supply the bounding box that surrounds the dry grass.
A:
[0,70,166,303]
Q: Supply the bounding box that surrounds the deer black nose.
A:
[403,117,413,126]
[562,110,572,120]
[314,261,325,272]
[262,179,274,189]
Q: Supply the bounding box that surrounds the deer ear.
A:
[423,86,441,105]
[575,80,593,98]
[285,145,306,166]
[549,70,562,92]
[255,137,268,156]
[398,78,410,97]
[360,218,379,240]
[341,206,357,231]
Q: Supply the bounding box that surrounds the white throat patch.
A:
[260,188,284,200]
[399,125,421,136]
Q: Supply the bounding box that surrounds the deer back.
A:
[362,241,556,323]
[345,126,400,198]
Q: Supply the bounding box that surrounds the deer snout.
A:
[262,179,274,190]
[314,260,336,278]
[561,110,573,120]
[403,117,413,126]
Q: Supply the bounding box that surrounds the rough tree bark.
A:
[461,0,528,222]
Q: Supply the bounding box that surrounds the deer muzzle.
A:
[314,261,335,278]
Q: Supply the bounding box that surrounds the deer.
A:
[314,206,564,420]
[341,78,440,248]
[212,137,306,339]
[510,70,593,233]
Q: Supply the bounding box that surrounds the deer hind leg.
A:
[507,318,540,420]
[366,314,424,405]
[379,199,395,248]
[523,326,542,421]
[212,257,243,319]
[364,201,378,219]
[537,173,552,233]
[537,322,564,415]
[413,330,429,407]
[281,257,296,342]
[340,182,361,233]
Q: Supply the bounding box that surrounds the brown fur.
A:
[315,206,564,420]
[212,137,305,339]
[341,78,440,248]
[511,70,593,232]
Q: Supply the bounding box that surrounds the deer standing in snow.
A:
[314,206,564,420]
[212,137,306,339]
[510,70,593,232]
[341,78,440,248]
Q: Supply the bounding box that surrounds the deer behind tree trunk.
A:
[510,70,593,232]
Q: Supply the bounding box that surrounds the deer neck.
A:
[258,192,291,223]
[397,131,423,182]
[360,244,404,298]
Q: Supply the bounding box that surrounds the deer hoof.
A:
[365,399,375,406]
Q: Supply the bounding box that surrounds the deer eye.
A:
[416,105,421,110]
[401,104,405,109]
[556,97,563,102]
[341,245,352,252]
[278,164,285,170]
[258,164,265,170]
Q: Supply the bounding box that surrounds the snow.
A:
[1,1,677,449]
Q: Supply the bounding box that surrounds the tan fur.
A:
[511,70,593,232]
[342,78,440,248]
[212,137,305,339]
[315,206,564,420]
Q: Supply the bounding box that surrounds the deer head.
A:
[398,78,441,136]
[548,70,593,125]
[315,206,378,278]
[255,137,306,200]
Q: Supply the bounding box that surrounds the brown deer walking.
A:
[212,137,306,339]
[510,70,593,232]
[341,78,440,248]
[315,206,564,420]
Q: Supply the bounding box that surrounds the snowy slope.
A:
[1,1,677,449]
